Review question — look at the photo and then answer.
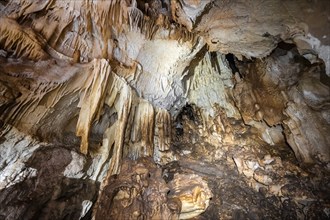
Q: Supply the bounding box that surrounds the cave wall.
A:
[0,0,329,219]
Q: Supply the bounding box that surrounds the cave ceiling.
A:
[0,0,329,219]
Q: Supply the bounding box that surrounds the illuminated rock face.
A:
[0,0,329,219]
[167,173,212,219]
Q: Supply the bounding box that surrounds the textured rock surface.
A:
[0,126,98,220]
[0,0,329,219]
[168,173,212,219]
[93,157,179,220]
[172,105,329,219]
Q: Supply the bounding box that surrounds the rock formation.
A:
[0,0,329,219]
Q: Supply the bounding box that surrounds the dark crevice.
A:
[318,62,330,87]
[182,44,208,91]
[271,41,301,58]
[192,2,214,30]
[175,103,196,136]
[277,41,296,51]
[281,124,300,164]
[210,52,221,74]
[0,0,9,6]
[136,0,170,18]
[176,103,195,122]
[225,53,239,74]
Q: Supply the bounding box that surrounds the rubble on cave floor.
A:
[170,105,330,219]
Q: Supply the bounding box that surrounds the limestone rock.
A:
[0,126,40,190]
[93,158,180,220]
[168,173,212,219]
[253,168,273,186]
[0,17,48,60]
[188,52,240,119]
[284,91,330,163]
[0,0,329,219]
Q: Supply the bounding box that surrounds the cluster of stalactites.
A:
[74,59,173,176]
[0,17,48,61]
[0,0,198,62]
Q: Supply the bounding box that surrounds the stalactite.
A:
[188,52,239,119]
[155,108,172,152]
[2,0,199,64]
[126,99,155,160]
[107,83,132,175]
[128,6,144,32]
[0,17,48,60]
[76,59,111,155]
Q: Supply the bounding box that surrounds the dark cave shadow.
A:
[0,146,100,220]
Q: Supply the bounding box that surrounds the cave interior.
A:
[0,0,329,219]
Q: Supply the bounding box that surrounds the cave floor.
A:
[169,112,330,219]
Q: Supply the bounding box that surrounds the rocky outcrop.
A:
[0,126,98,219]
[93,157,211,220]
[168,173,212,219]
[234,46,330,164]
